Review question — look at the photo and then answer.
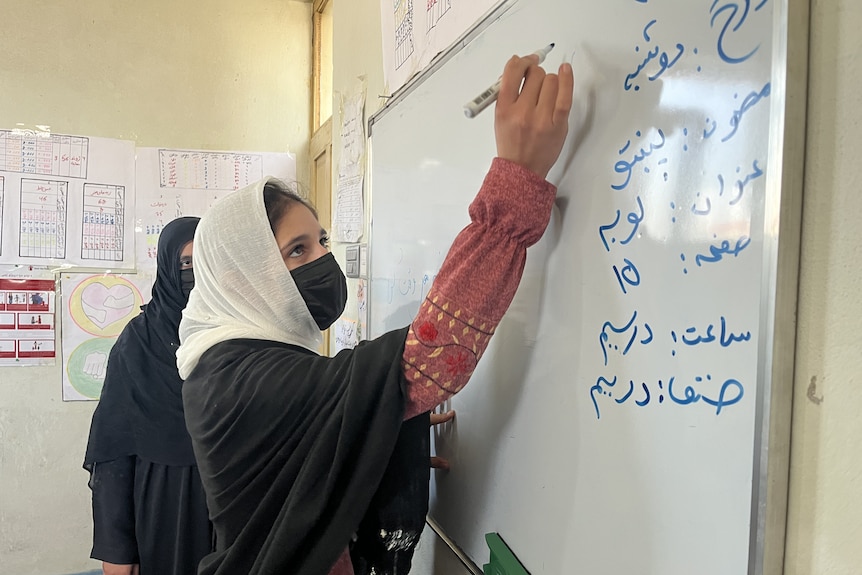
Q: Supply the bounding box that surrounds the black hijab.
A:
[183,329,430,574]
[84,216,200,468]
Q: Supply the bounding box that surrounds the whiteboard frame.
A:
[749,0,809,573]
[366,1,810,573]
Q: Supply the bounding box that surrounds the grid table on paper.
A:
[82,183,125,261]
[0,132,88,178]
[19,179,68,259]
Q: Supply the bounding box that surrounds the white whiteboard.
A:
[368,0,805,574]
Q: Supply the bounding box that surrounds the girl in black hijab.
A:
[84,216,212,575]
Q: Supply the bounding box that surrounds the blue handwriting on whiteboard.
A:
[692,196,712,216]
[599,196,645,251]
[730,160,764,204]
[694,236,751,266]
[671,316,752,355]
[691,161,765,216]
[668,375,744,414]
[723,82,771,142]
[599,310,654,366]
[613,129,666,190]
[613,258,641,294]
[703,117,718,139]
[625,20,685,91]
[590,374,745,419]
[709,0,769,64]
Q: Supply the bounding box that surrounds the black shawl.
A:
[84,216,201,468]
[183,328,429,575]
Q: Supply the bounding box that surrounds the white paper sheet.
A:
[334,175,364,243]
[380,0,501,93]
[356,278,368,342]
[0,130,136,268]
[333,89,366,243]
[333,318,359,353]
[135,147,296,270]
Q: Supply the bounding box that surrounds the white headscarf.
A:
[176,177,322,379]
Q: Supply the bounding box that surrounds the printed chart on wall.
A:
[61,273,150,401]
[334,89,366,242]
[380,0,501,93]
[135,147,296,270]
[0,130,136,268]
[0,276,56,366]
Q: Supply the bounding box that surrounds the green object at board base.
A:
[484,532,530,575]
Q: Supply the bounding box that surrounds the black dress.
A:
[84,217,213,575]
[182,331,430,575]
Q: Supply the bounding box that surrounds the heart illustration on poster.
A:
[80,282,136,329]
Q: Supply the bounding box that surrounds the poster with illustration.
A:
[0,276,57,366]
[61,273,151,401]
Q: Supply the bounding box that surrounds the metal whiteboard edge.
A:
[365,135,374,337]
[426,516,484,575]
[368,0,519,137]
[749,0,809,573]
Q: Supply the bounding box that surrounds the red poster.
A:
[0,278,57,365]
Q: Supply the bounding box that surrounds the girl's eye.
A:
[289,245,305,258]
[320,235,330,249]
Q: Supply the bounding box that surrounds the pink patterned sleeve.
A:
[402,158,557,420]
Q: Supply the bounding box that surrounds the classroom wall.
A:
[0,2,312,573]
[784,0,862,573]
[332,1,862,575]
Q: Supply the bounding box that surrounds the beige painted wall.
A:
[0,2,311,573]
[0,1,312,183]
[784,1,862,573]
[332,1,862,574]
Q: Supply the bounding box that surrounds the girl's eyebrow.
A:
[280,234,312,256]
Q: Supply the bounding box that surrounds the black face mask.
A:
[180,268,195,299]
[290,253,347,330]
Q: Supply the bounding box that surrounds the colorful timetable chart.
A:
[19,178,68,259]
[82,183,125,261]
[0,131,89,178]
[158,149,264,190]
[0,131,135,268]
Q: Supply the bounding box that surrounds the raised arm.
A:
[402,55,574,419]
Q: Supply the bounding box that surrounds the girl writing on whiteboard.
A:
[84,217,212,575]
[177,54,574,575]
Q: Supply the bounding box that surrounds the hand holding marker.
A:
[464,43,556,118]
